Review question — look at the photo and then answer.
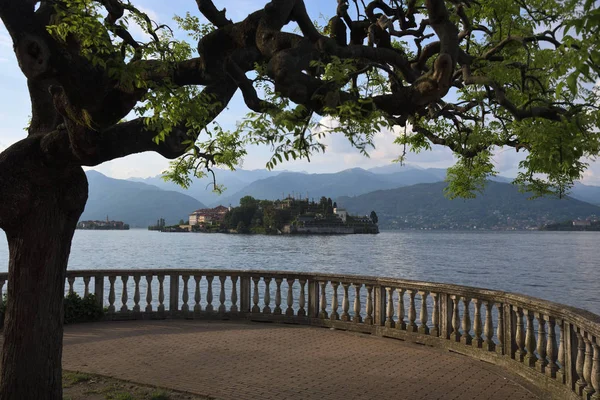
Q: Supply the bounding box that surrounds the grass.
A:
[150,392,170,400]
[62,371,210,400]
[63,372,92,388]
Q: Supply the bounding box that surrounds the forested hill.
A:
[337,181,600,230]
[82,171,205,227]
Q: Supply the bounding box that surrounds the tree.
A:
[370,211,379,224]
[0,0,598,397]
[239,196,258,209]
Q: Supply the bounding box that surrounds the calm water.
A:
[0,230,598,314]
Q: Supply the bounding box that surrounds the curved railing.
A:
[0,269,598,399]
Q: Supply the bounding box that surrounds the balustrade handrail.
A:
[1,268,598,328]
[15,268,596,328]
[0,268,597,399]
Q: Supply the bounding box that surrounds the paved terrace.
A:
[61,320,541,400]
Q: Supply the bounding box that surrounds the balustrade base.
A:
[460,334,473,346]
[524,354,538,368]
[535,360,548,374]
[556,370,565,384]
[576,381,588,396]
[583,386,596,400]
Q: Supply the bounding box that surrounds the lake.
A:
[0,230,598,314]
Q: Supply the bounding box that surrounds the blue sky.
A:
[0,0,598,183]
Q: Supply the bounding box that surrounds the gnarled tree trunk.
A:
[0,137,88,399]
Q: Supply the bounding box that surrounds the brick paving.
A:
[61,320,541,400]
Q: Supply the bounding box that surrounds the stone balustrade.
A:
[0,269,598,399]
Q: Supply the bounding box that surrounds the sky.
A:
[0,0,597,183]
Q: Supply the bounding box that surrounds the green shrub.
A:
[0,292,104,327]
[63,292,104,324]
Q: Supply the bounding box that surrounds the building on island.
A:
[333,207,348,223]
[189,205,229,226]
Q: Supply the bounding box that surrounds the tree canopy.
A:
[1,0,598,199]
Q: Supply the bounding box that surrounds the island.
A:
[184,196,378,234]
[77,217,129,230]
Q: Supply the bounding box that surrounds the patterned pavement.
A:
[61,320,542,400]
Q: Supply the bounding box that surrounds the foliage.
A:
[370,211,378,224]
[63,293,104,324]
[0,292,104,326]
[9,0,600,199]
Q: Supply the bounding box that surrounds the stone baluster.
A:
[397,288,406,330]
[274,278,283,315]
[108,276,116,314]
[206,275,214,313]
[263,277,272,314]
[181,275,190,314]
[584,333,596,398]
[120,276,129,312]
[431,293,439,337]
[545,317,558,378]
[145,275,153,313]
[67,276,75,294]
[591,339,600,400]
[385,287,395,328]
[484,301,495,351]
[352,283,362,323]
[576,330,588,394]
[524,310,537,367]
[557,320,566,383]
[472,299,483,348]
[158,275,165,313]
[286,279,295,316]
[194,275,202,314]
[535,313,548,373]
[133,275,141,313]
[83,277,90,297]
[330,282,340,321]
[515,308,526,361]
[298,279,307,317]
[230,276,239,313]
[219,276,226,314]
[450,295,461,341]
[407,289,418,332]
[460,298,472,345]
[365,285,374,325]
[341,283,350,322]
[418,291,429,335]
[496,303,504,355]
[319,281,328,319]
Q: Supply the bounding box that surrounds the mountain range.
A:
[82,171,205,228]
[82,166,600,229]
[337,181,600,230]
[130,166,598,208]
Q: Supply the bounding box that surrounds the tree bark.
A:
[0,136,88,399]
